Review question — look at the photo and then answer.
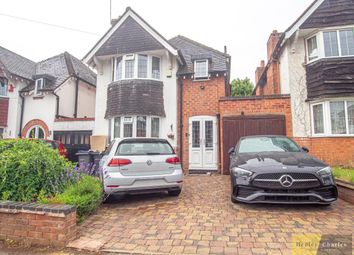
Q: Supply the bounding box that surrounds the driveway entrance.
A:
[68,175,354,254]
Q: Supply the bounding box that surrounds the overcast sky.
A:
[0,0,313,83]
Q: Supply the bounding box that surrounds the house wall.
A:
[219,96,292,173]
[22,93,56,139]
[56,78,76,118]
[178,76,226,171]
[93,51,178,148]
[2,78,28,138]
[77,81,96,118]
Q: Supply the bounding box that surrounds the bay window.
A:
[114,54,161,80]
[307,27,354,62]
[112,116,160,138]
[311,100,354,136]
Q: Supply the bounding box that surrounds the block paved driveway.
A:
[68,175,354,255]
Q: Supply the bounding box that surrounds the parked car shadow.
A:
[233,202,334,212]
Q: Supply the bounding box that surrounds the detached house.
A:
[254,0,354,166]
[0,47,96,160]
[84,7,231,172]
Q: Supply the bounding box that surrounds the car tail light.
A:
[58,143,68,158]
[166,157,180,164]
[107,185,119,188]
[108,158,132,167]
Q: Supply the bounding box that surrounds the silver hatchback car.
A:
[99,138,183,197]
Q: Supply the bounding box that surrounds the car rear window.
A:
[116,141,174,155]
[238,137,301,153]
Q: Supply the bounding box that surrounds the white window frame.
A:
[111,116,161,139]
[194,59,209,79]
[306,26,354,63]
[26,125,45,139]
[311,99,354,137]
[35,78,44,96]
[0,79,7,97]
[113,54,162,81]
[0,127,4,139]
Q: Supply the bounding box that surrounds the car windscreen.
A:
[116,141,174,155]
[238,137,301,153]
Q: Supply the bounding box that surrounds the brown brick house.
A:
[253,0,354,167]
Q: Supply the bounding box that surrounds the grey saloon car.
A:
[99,138,183,197]
[229,136,338,204]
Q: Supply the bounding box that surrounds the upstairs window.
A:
[323,31,339,57]
[339,29,354,56]
[35,78,44,96]
[125,55,135,79]
[0,79,7,96]
[307,28,354,62]
[194,60,208,79]
[152,57,161,79]
[307,36,318,61]
[138,55,148,78]
[116,57,123,80]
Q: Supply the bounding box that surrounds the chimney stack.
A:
[255,60,266,85]
[267,30,281,60]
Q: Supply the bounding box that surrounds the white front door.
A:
[188,116,217,170]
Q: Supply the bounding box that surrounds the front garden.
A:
[332,167,354,184]
[0,139,102,222]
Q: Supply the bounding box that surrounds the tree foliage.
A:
[230,77,254,96]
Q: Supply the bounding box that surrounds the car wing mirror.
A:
[228,147,235,155]
[302,146,309,153]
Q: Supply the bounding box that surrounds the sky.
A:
[0,0,313,84]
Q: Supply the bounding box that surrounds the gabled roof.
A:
[21,52,96,92]
[83,7,178,64]
[0,46,36,80]
[169,35,230,75]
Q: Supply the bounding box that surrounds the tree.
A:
[230,77,254,96]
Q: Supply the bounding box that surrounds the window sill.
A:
[0,95,9,98]
[306,55,354,65]
[312,134,354,138]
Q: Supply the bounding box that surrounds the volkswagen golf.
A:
[100,138,183,197]
[229,136,338,204]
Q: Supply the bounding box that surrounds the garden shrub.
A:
[0,139,75,201]
[39,175,102,222]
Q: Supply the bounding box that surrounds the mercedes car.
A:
[229,135,338,204]
[99,138,183,197]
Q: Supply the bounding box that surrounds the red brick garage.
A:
[219,95,292,174]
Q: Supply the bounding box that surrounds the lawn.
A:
[332,167,354,184]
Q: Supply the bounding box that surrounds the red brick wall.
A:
[0,97,9,126]
[219,96,292,172]
[178,76,226,171]
[0,202,77,247]
[294,137,354,167]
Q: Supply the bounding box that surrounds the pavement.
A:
[66,175,354,255]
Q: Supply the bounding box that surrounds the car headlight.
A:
[317,167,334,185]
[231,167,253,178]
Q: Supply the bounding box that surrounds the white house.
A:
[84,7,180,148]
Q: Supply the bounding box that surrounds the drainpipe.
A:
[53,91,60,118]
[217,113,222,174]
[18,93,25,137]
[74,76,79,118]
[179,78,183,167]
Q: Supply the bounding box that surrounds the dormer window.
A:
[194,59,208,79]
[35,78,44,96]
[114,54,161,80]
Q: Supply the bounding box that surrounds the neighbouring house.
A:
[83,7,233,172]
[253,0,354,166]
[0,47,96,161]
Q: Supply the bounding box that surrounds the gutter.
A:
[179,78,183,167]
[18,93,25,137]
[53,91,60,118]
[217,113,222,174]
[74,77,79,118]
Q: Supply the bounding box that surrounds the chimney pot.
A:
[260,60,265,67]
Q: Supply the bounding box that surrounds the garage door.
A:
[222,115,286,174]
